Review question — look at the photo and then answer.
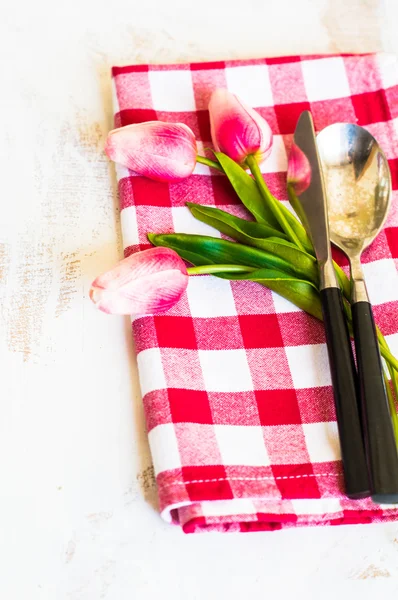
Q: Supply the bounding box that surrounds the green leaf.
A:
[187,204,318,285]
[384,372,398,443]
[187,202,287,241]
[271,199,314,255]
[333,262,351,300]
[215,152,281,229]
[253,240,318,286]
[287,183,310,231]
[217,268,322,320]
[246,153,306,251]
[215,151,314,254]
[149,234,322,320]
[147,233,212,267]
[148,232,316,283]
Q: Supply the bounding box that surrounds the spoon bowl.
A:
[318,123,391,260]
[317,123,398,504]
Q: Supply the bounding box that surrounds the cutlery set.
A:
[290,111,398,504]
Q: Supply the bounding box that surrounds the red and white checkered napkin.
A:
[111,53,398,532]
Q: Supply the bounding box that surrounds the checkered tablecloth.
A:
[111,53,398,532]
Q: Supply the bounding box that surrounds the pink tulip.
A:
[105,121,197,182]
[90,247,189,315]
[287,142,312,196]
[208,88,273,166]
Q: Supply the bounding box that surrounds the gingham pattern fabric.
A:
[111,53,398,533]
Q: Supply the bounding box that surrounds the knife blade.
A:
[290,111,370,499]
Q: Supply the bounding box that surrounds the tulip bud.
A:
[208,88,273,166]
[105,121,197,182]
[287,142,311,196]
[90,247,189,315]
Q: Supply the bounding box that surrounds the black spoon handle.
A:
[320,287,370,499]
[352,301,398,504]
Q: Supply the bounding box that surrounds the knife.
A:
[289,111,370,499]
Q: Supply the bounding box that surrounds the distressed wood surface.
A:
[2,1,398,598]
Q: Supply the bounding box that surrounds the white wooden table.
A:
[2,1,398,597]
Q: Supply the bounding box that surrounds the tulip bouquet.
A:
[92,88,398,435]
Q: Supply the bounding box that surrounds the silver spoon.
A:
[317,123,398,504]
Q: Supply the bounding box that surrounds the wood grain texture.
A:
[1,0,398,598]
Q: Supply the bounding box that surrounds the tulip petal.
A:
[105,122,197,182]
[287,142,312,196]
[209,89,273,166]
[90,247,189,315]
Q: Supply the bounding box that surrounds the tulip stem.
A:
[383,372,398,444]
[196,155,223,172]
[377,328,398,436]
[378,341,398,372]
[246,155,306,251]
[187,264,256,275]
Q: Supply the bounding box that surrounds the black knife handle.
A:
[320,287,370,499]
[352,301,398,504]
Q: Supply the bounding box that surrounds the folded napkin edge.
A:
[111,51,382,77]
